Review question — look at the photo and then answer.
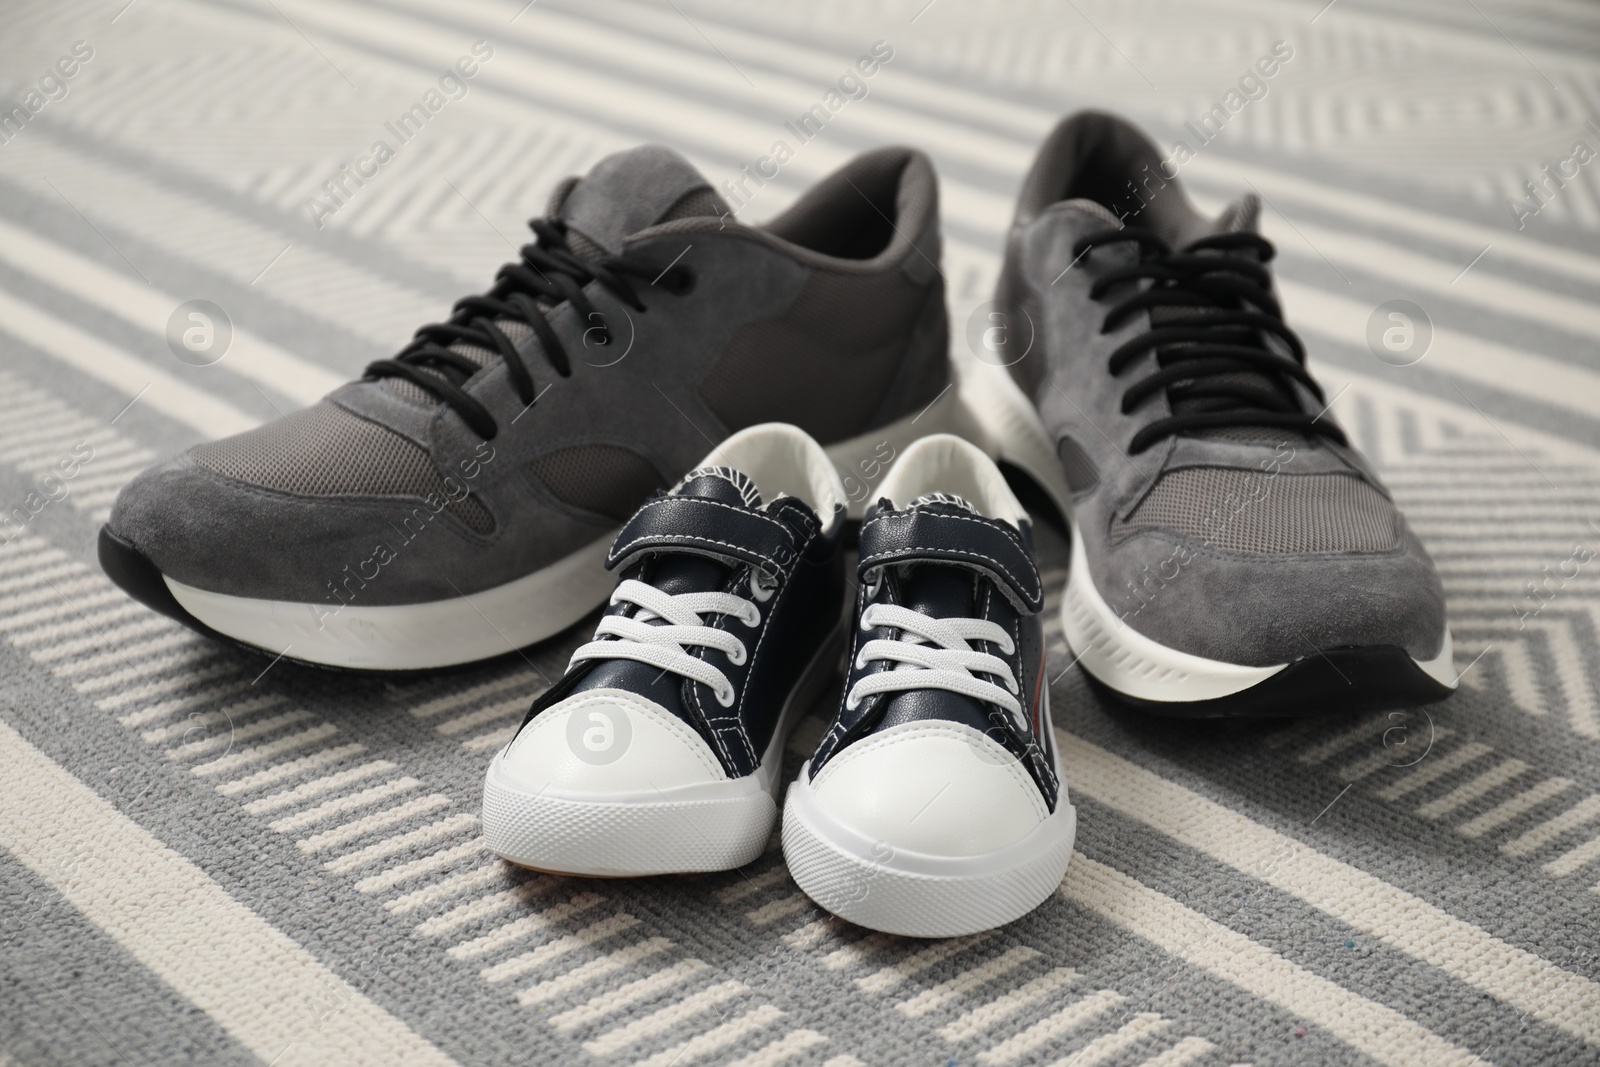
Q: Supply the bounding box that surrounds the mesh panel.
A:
[1119,468,1400,554]
[1215,194,1261,234]
[386,185,723,406]
[565,182,725,260]
[531,444,666,521]
[563,228,607,264]
[660,186,729,221]
[192,402,496,534]
[1058,197,1122,228]
[1056,434,1100,493]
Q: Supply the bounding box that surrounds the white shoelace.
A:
[569,577,769,707]
[845,602,1022,722]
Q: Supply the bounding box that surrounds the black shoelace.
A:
[364,217,693,439]
[1074,229,1345,454]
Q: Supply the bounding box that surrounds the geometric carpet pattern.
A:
[2,2,1597,1065]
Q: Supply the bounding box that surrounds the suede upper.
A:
[108,144,947,607]
[997,112,1447,667]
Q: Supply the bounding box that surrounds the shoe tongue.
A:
[1166,192,1260,247]
[1211,193,1260,236]
[382,147,729,408]
[670,466,762,509]
[1059,193,1259,247]
[1060,197,1124,231]
[569,463,755,707]
[893,494,983,621]
[1144,191,1305,446]
[559,144,729,258]
[646,464,761,598]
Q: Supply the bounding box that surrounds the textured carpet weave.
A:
[2,1,1598,1064]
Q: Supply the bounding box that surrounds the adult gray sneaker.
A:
[989,112,1455,717]
[100,143,983,670]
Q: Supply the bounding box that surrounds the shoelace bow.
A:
[568,576,770,708]
[846,602,1023,725]
[364,217,693,440]
[1074,228,1346,454]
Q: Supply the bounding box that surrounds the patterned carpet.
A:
[2,1,1598,1064]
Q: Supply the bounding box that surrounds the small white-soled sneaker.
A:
[783,434,1075,937]
[482,423,848,876]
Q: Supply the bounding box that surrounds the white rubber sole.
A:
[481,616,846,876]
[161,353,1047,670]
[1060,519,1458,703]
[165,531,616,671]
[782,697,1076,938]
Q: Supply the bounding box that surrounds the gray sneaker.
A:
[991,112,1455,717]
[101,143,981,670]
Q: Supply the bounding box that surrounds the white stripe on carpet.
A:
[0,719,459,1067]
[0,287,254,439]
[513,935,673,1004]
[1065,854,1482,1067]
[1063,731,1600,1047]
[0,216,341,407]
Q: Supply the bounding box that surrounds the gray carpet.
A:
[2,1,1599,1064]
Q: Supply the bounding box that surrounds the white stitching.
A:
[863,543,1041,603]
[860,511,1041,602]
[814,579,874,770]
[611,532,787,571]
[689,534,811,773]
[608,496,796,568]
[726,559,797,768]
[623,495,794,538]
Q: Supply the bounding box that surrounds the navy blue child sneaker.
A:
[483,423,848,876]
[784,434,1075,937]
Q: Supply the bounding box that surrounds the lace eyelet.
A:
[714,684,736,707]
[728,642,747,666]
[749,572,776,603]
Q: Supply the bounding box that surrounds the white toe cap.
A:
[496,688,726,796]
[810,721,1049,857]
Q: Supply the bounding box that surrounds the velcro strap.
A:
[606,495,798,577]
[857,507,1043,613]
